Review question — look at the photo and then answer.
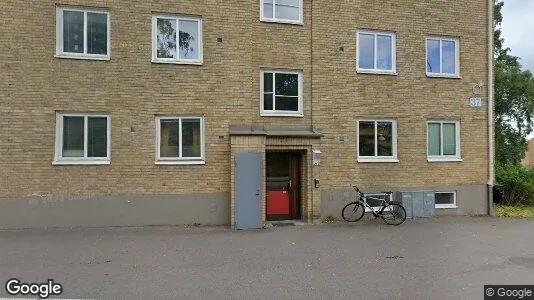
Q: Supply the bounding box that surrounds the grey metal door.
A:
[235,153,262,229]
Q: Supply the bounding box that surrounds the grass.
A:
[495,204,534,218]
[322,214,341,223]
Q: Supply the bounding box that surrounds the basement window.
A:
[435,192,457,209]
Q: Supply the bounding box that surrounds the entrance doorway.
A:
[266,152,301,221]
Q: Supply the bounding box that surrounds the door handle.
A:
[289,180,292,188]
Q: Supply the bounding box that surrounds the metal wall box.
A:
[397,192,436,219]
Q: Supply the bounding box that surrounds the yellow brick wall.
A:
[1,0,489,214]
[311,0,489,190]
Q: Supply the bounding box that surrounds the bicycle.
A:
[341,186,407,226]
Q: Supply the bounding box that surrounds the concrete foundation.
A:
[0,193,230,229]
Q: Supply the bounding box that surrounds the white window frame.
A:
[155,116,205,165]
[151,14,203,65]
[356,30,397,75]
[435,191,457,209]
[427,121,462,162]
[260,70,303,117]
[55,6,111,60]
[425,36,460,78]
[357,119,398,163]
[54,113,111,165]
[260,0,303,25]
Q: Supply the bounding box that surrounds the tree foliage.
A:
[494,1,534,166]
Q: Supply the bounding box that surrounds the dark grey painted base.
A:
[0,193,230,229]
[321,185,489,220]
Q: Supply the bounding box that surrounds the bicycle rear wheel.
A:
[342,202,365,222]
[379,203,407,225]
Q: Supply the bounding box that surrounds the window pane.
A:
[277,0,299,6]
[160,120,180,157]
[157,18,177,59]
[275,73,298,96]
[358,34,375,69]
[443,123,456,155]
[275,96,298,111]
[427,39,440,73]
[63,10,84,53]
[376,122,393,156]
[359,121,375,156]
[179,20,199,60]
[182,119,201,158]
[435,193,454,205]
[263,73,273,93]
[275,5,299,20]
[428,123,441,156]
[87,12,107,55]
[442,41,456,74]
[264,94,273,110]
[87,117,107,157]
[376,35,392,71]
[62,116,84,157]
[263,3,273,18]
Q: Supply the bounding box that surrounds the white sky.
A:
[501,0,534,72]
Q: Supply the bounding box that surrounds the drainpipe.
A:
[487,0,495,216]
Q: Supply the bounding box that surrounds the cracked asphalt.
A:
[0,216,533,299]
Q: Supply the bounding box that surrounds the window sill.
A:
[55,54,110,61]
[357,158,399,163]
[427,157,463,162]
[260,18,303,26]
[261,112,304,118]
[53,160,110,165]
[155,160,206,165]
[436,205,458,209]
[357,69,398,76]
[426,73,461,79]
[151,59,203,66]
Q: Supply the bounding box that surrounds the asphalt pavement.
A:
[0,216,533,299]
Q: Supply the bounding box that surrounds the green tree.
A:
[494,1,534,165]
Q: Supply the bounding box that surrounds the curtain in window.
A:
[428,123,441,156]
[63,11,84,53]
[63,116,84,157]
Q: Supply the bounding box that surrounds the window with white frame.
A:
[54,113,110,165]
[357,31,396,74]
[261,0,303,24]
[427,121,461,161]
[156,117,205,164]
[56,7,110,59]
[357,120,398,162]
[426,37,460,77]
[435,192,457,208]
[261,70,302,116]
[152,15,202,64]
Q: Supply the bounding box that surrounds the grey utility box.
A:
[398,192,436,219]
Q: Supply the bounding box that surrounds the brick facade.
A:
[0,0,490,228]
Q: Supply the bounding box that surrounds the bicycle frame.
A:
[353,187,393,217]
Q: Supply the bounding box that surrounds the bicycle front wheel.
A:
[342,202,365,222]
[379,203,407,225]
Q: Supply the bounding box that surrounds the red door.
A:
[266,152,300,221]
